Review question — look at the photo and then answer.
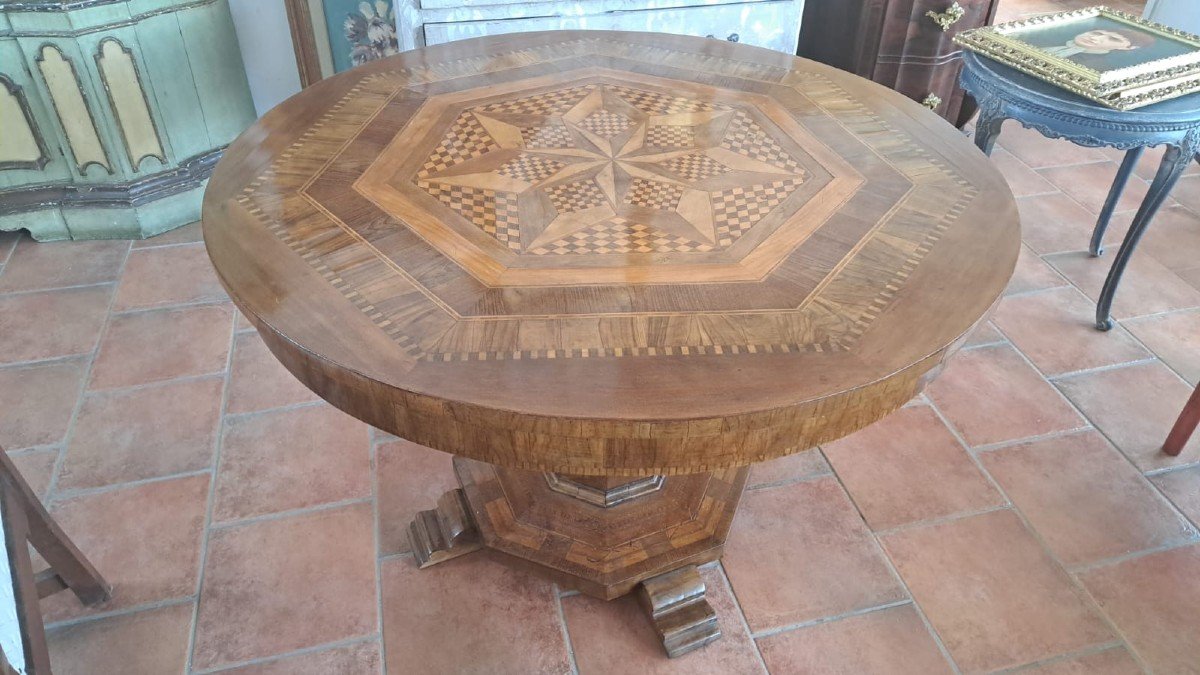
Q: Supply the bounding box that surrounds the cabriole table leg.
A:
[1096,143,1194,331]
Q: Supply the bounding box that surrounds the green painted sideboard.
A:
[0,0,256,240]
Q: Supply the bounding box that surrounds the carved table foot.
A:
[408,488,483,568]
[637,565,721,658]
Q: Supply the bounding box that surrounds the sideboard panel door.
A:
[34,44,112,176]
[0,0,257,241]
[0,42,72,190]
[96,38,167,172]
[135,12,211,160]
[0,76,48,170]
[798,0,999,125]
[176,0,256,147]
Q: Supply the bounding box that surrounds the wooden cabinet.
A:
[798,0,1000,126]
[0,0,255,241]
[398,0,805,55]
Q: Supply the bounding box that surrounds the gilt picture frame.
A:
[285,0,400,88]
[955,6,1200,110]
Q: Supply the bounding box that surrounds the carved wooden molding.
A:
[35,43,111,175]
[283,0,325,88]
[96,37,166,171]
[0,74,51,171]
[545,474,665,507]
[637,566,721,658]
[407,488,483,568]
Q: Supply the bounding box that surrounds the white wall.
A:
[227,0,304,117]
[1144,0,1200,33]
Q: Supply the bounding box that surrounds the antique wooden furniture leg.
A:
[0,448,110,672]
[408,489,483,568]
[1090,147,1145,257]
[1096,143,1194,330]
[972,105,1005,155]
[0,450,109,606]
[407,460,748,656]
[638,565,720,658]
[1164,384,1200,457]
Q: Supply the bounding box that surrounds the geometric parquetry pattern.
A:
[411,82,808,257]
[234,38,979,365]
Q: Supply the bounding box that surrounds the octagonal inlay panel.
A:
[408,82,810,260]
[354,71,861,286]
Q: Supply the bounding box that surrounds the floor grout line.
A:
[870,504,1013,538]
[553,584,581,675]
[182,303,238,674]
[0,279,117,299]
[109,296,234,318]
[44,244,130,503]
[1143,459,1200,477]
[207,497,376,532]
[190,634,383,674]
[49,469,214,504]
[1044,356,1164,382]
[925,398,1152,673]
[370,426,388,675]
[746,598,915,642]
[0,352,95,373]
[711,564,770,673]
[744,467,835,492]
[969,426,1096,454]
[81,370,232,398]
[1067,539,1200,576]
[44,595,196,632]
[988,640,1129,674]
[820,453,964,674]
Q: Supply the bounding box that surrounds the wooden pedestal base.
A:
[638,565,721,657]
[407,458,749,658]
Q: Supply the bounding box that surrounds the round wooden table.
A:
[203,31,1019,658]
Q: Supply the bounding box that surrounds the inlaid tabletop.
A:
[203,31,1020,475]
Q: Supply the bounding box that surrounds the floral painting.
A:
[324,0,400,73]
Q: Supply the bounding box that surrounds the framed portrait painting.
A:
[285,0,401,88]
[956,6,1200,109]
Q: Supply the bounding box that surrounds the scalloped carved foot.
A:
[408,488,483,568]
[637,565,721,658]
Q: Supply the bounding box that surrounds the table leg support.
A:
[637,565,721,658]
[1090,147,1144,257]
[408,488,483,568]
[404,461,748,658]
[972,106,1004,156]
[1096,143,1192,330]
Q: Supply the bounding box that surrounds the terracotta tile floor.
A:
[9,3,1200,671]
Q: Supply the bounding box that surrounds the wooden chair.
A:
[0,447,109,673]
[1164,385,1200,457]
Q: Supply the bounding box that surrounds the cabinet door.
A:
[873,0,996,122]
[423,1,801,54]
[876,0,991,62]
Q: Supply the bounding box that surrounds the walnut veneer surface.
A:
[202,31,1020,476]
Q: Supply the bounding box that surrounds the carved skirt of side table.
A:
[203,32,1020,658]
[961,52,1200,330]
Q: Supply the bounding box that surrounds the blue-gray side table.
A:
[960,51,1200,330]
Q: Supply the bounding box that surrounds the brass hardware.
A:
[926,2,966,32]
[921,93,942,110]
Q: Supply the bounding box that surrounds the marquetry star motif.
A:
[414,83,808,255]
